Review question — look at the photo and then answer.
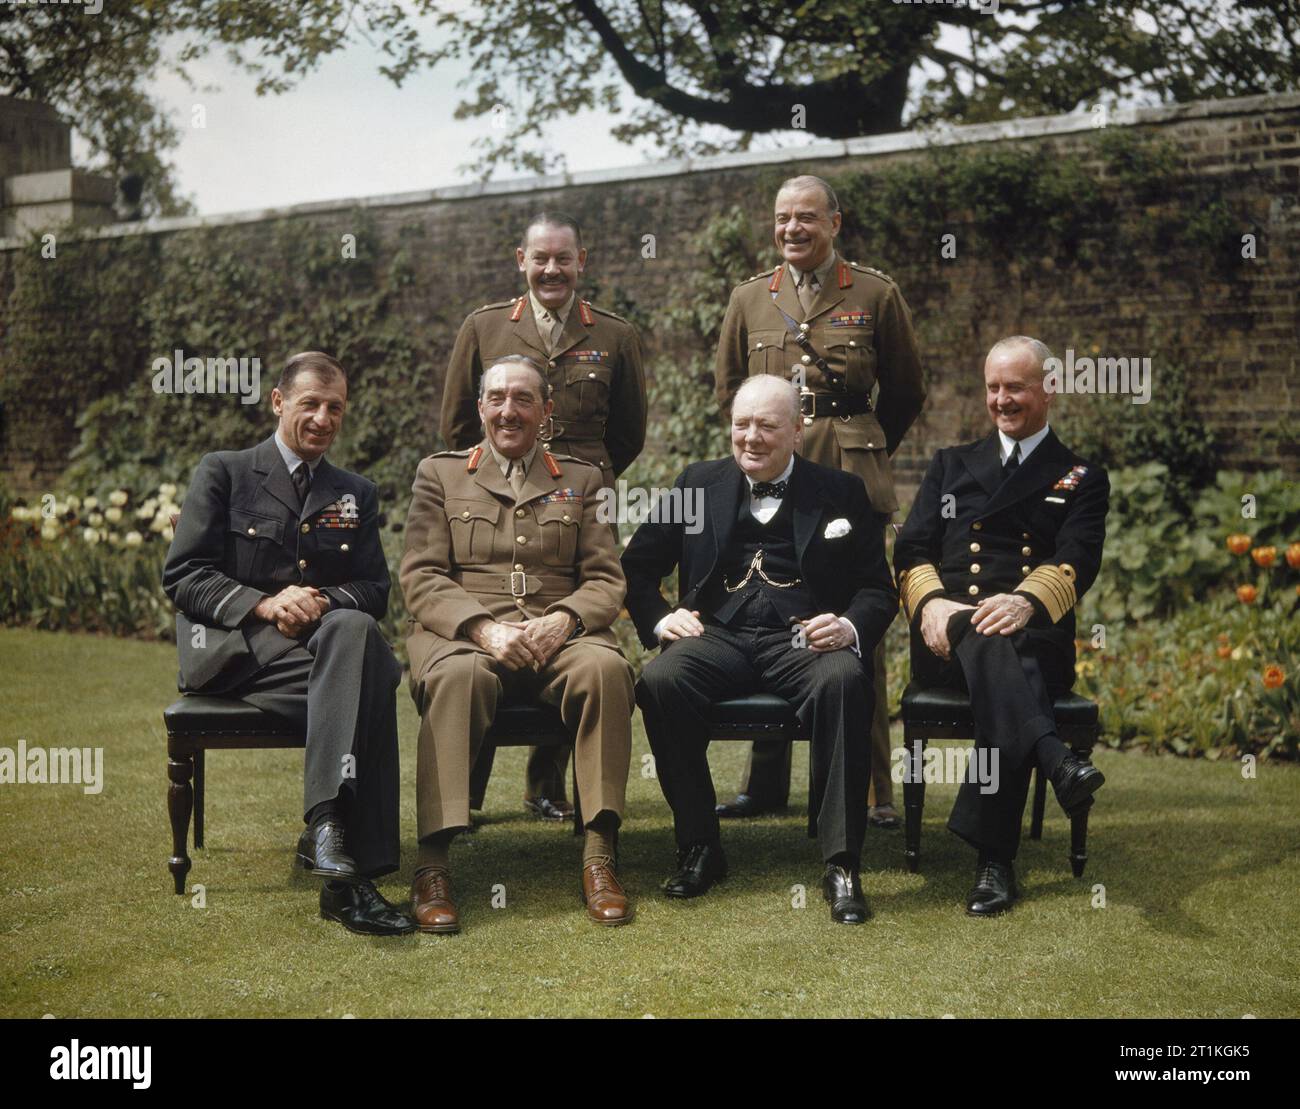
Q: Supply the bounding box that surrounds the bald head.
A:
[731,375,803,481]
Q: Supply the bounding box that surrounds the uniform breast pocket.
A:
[824,328,875,391]
[446,498,501,565]
[311,525,358,577]
[536,502,580,567]
[747,330,790,378]
[561,361,612,420]
[227,510,285,583]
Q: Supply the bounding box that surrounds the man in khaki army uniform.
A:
[714,175,926,823]
[440,212,647,819]
[402,355,635,932]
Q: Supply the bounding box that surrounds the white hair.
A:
[733,375,801,422]
[986,335,1054,374]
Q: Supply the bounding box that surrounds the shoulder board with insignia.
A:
[430,448,474,458]
[851,262,895,284]
[739,267,780,288]
[583,301,632,326]
[471,299,520,316]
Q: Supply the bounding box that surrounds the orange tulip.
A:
[1287,543,1300,570]
[1216,632,1230,644]
[1216,645,1232,659]
[1262,666,1284,690]
[1226,534,1252,556]
[1251,546,1277,568]
[1236,584,1258,604]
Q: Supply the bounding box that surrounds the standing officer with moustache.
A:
[441,213,646,822]
[714,175,926,825]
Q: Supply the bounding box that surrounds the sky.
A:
[74,8,975,218]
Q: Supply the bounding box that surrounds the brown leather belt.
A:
[456,570,575,598]
[800,391,873,418]
[546,418,606,440]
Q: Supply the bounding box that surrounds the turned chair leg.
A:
[194,749,205,850]
[902,736,927,874]
[167,753,194,895]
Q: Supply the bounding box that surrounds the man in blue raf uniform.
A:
[163,351,411,936]
[894,336,1109,916]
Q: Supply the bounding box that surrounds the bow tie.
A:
[751,479,788,499]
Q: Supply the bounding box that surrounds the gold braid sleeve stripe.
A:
[1018,563,1077,623]
[899,563,945,621]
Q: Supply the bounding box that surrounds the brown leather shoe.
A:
[581,859,633,926]
[411,867,460,934]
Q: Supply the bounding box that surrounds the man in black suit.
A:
[163,351,413,935]
[894,335,1110,916]
[621,376,898,924]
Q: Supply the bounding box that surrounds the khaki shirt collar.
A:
[528,290,575,331]
[787,252,837,292]
[486,439,538,479]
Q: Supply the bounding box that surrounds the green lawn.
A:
[1,627,1297,1018]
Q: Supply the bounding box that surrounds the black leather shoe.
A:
[965,859,1018,917]
[297,820,360,882]
[321,880,417,935]
[523,795,574,821]
[663,842,727,898]
[1050,754,1105,815]
[822,864,871,924]
[715,793,780,819]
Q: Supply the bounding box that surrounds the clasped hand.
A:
[921,593,1033,660]
[254,585,330,638]
[469,611,575,670]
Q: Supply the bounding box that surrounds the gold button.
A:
[548,359,556,368]
[865,441,874,448]
[298,559,307,569]
[461,509,470,519]
[801,354,811,364]
[967,585,979,596]
[516,536,527,545]
[1022,565,1031,574]
[1022,546,1032,556]
[848,340,857,348]
[515,508,525,518]
[341,544,349,553]
[514,563,524,572]
[970,563,981,574]
[300,523,310,534]
[803,416,813,426]
[755,342,764,350]
[799,322,809,331]
[1022,532,1031,540]
[247,526,256,535]
[562,513,571,522]
[516,598,526,607]
[972,522,983,531]
[970,542,981,553]
[588,371,597,379]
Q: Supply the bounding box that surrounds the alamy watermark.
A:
[152,349,261,405]
[891,742,1001,794]
[1043,348,1152,405]
[596,481,704,534]
[1,740,103,794]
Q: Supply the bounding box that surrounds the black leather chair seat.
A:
[901,683,1098,730]
[164,697,300,740]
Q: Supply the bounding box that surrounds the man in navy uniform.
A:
[163,351,411,935]
[893,336,1109,916]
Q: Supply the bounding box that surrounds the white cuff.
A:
[653,614,670,641]
[838,616,861,657]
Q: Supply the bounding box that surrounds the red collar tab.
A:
[768,266,784,293]
[837,260,852,289]
[509,296,526,322]
[466,445,484,472]
[578,299,595,327]
[543,451,562,478]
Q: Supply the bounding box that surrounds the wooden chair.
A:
[163,695,575,894]
[899,681,1101,877]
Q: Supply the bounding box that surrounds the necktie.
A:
[751,478,788,499]
[291,462,312,508]
[543,312,563,353]
[795,271,816,316]
[508,459,526,495]
[1002,442,1022,478]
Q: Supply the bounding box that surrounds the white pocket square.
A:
[824,518,852,539]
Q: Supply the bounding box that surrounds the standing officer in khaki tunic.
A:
[440,212,647,820]
[403,355,635,932]
[714,175,926,823]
